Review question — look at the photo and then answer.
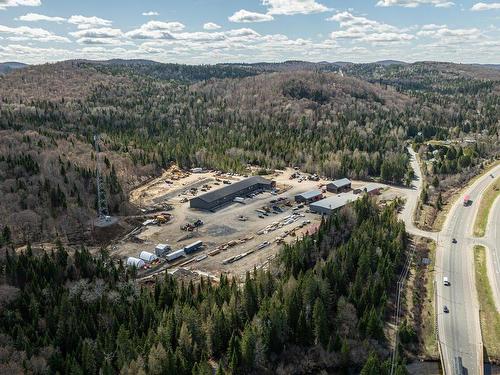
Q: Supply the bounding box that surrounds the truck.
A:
[463,194,471,206]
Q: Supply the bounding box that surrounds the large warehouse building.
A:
[190,176,274,211]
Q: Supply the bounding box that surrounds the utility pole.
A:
[94,134,109,221]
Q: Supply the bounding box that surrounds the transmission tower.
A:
[94,134,109,220]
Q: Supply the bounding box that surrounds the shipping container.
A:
[184,240,203,254]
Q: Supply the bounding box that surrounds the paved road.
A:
[398,147,438,240]
[400,148,500,375]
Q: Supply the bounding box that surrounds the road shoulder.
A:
[474,245,500,362]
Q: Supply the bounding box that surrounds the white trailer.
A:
[166,249,185,262]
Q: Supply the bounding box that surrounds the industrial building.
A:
[310,193,360,216]
[327,178,352,193]
[190,176,274,211]
[294,189,323,204]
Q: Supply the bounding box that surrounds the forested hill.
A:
[0,60,498,245]
[0,197,409,374]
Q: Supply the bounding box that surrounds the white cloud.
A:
[67,15,112,29]
[0,0,40,10]
[125,21,184,39]
[70,27,122,39]
[17,12,65,22]
[139,21,185,32]
[376,0,454,7]
[75,37,131,46]
[228,9,274,23]
[262,0,330,15]
[471,2,500,10]
[421,23,447,30]
[0,24,69,42]
[142,11,159,16]
[203,22,221,30]
[328,11,414,43]
[417,24,482,42]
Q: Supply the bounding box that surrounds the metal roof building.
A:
[139,251,158,263]
[327,178,352,193]
[190,176,273,211]
[295,189,323,203]
[126,257,145,268]
[362,183,384,195]
[310,192,360,216]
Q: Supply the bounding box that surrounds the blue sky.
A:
[0,0,498,64]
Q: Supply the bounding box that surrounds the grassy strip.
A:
[473,176,500,237]
[474,245,500,360]
[421,241,438,357]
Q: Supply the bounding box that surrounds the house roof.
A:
[329,178,351,188]
[193,176,272,204]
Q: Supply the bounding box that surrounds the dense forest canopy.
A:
[0,60,498,244]
[0,197,409,374]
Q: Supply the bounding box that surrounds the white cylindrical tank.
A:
[139,251,158,263]
[126,257,145,268]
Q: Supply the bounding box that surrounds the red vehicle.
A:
[463,195,471,207]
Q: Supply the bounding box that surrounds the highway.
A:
[401,148,500,375]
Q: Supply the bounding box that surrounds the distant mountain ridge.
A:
[0,62,28,74]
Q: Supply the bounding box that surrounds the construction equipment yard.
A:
[112,166,400,281]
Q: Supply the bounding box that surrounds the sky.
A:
[0,0,498,64]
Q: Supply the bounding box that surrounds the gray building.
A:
[326,178,352,193]
[190,176,274,211]
[310,193,360,216]
[295,189,323,204]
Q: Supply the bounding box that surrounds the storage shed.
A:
[362,183,383,196]
[326,178,352,193]
[139,251,158,263]
[310,193,360,216]
[294,189,323,204]
[126,257,145,268]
